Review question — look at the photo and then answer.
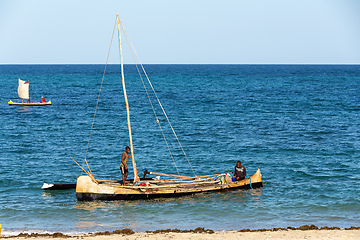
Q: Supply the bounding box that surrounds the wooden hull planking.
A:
[76,168,263,201]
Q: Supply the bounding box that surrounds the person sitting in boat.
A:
[120,146,132,186]
[233,161,246,181]
[41,96,46,103]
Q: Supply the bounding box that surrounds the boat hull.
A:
[8,100,52,106]
[76,168,263,201]
[76,182,263,201]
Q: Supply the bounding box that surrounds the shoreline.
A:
[3,225,360,239]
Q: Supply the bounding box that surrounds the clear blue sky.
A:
[1,0,359,64]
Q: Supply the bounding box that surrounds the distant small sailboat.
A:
[8,78,51,106]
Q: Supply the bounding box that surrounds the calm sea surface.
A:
[0,64,359,235]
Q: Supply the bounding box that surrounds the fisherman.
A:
[120,146,132,186]
[233,161,246,181]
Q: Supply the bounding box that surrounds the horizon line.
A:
[1,63,360,65]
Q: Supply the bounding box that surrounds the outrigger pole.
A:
[117,13,140,183]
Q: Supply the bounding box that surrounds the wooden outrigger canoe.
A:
[76,168,262,201]
[73,14,263,201]
[8,100,52,106]
[8,78,51,106]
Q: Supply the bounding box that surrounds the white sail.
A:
[18,78,29,99]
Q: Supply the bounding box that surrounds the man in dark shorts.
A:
[233,160,246,181]
[120,146,132,186]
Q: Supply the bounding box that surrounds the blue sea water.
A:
[0,64,359,235]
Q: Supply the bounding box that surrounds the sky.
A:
[0,0,359,64]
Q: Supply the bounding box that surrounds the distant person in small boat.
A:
[41,96,46,103]
[233,161,246,181]
[120,146,132,186]
[27,99,31,103]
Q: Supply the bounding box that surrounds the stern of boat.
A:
[76,175,96,194]
[76,175,106,200]
[76,175,135,201]
[249,167,263,188]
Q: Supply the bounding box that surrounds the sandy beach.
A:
[86,230,359,240]
[4,228,360,240]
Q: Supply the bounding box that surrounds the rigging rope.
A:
[118,18,197,177]
[82,18,117,176]
[118,24,179,176]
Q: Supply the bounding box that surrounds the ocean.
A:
[0,64,359,235]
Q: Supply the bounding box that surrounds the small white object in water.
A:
[41,183,54,189]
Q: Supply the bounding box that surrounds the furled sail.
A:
[18,78,29,99]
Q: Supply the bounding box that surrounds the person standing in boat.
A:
[233,161,246,181]
[120,146,132,186]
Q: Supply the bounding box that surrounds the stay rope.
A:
[82,18,117,175]
[118,18,197,177]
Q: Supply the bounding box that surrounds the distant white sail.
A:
[18,78,29,99]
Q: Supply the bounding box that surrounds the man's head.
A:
[125,146,130,152]
[236,161,241,166]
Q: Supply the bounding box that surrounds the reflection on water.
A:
[41,190,75,198]
[15,105,31,113]
[75,221,97,229]
[41,181,264,232]
[41,191,54,199]
[75,201,120,211]
[78,179,235,223]
[74,200,143,231]
[73,188,264,211]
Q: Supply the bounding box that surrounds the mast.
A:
[116,14,140,183]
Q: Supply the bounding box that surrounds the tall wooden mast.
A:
[116,13,140,183]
